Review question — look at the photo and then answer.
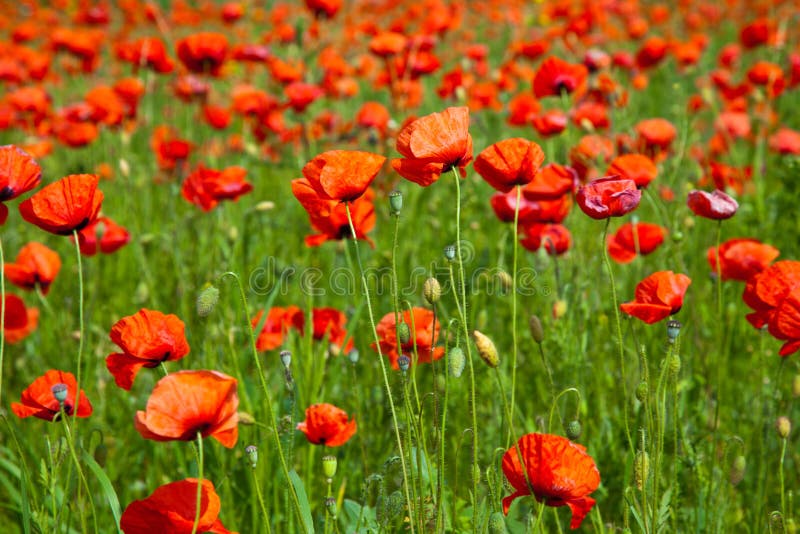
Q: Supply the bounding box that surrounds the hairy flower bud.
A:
[473,330,499,368]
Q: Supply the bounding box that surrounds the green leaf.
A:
[288,469,315,534]
[81,450,122,533]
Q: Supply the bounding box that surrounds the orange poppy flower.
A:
[474,138,545,193]
[743,261,800,329]
[506,93,541,126]
[369,32,408,58]
[11,369,92,421]
[569,135,615,182]
[106,309,190,390]
[310,307,354,353]
[768,128,800,155]
[135,370,238,448]
[707,238,779,281]
[620,271,692,324]
[297,403,356,447]
[687,189,738,220]
[501,433,600,529]
[305,0,342,19]
[520,223,572,256]
[522,163,576,201]
[302,150,386,202]
[3,294,38,344]
[532,56,588,99]
[576,177,641,219]
[532,111,568,137]
[292,179,376,246]
[606,154,657,189]
[491,190,571,225]
[0,145,42,224]
[176,32,229,76]
[73,216,130,256]
[251,306,304,351]
[635,118,676,158]
[391,106,473,187]
[182,166,253,212]
[5,242,60,294]
[356,101,391,135]
[120,478,235,534]
[19,174,103,235]
[607,222,667,263]
[284,81,324,113]
[373,307,443,370]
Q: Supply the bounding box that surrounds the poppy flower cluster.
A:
[252,305,354,353]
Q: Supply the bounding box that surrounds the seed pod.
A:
[245,445,258,468]
[529,315,544,344]
[280,350,292,368]
[398,355,410,373]
[322,455,338,480]
[325,496,337,518]
[389,190,403,215]
[51,383,68,404]
[473,330,499,368]
[448,346,466,378]
[423,277,442,304]
[666,320,682,343]
[348,349,360,364]
[634,450,650,490]
[443,245,456,262]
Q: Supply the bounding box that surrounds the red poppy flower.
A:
[522,164,576,201]
[607,222,667,263]
[151,126,192,172]
[501,433,600,529]
[292,179,376,246]
[533,56,588,99]
[576,177,641,219]
[356,102,391,135]
[491,190,571,225]
[5,242,60,294]
[606,154,657,189]
[620,271,692,324]
[305,0,342,18]
[742,261,800,331]
[373,307,444,370]
[707,238,779,281]
[474,138,545,193]
[284,82,324,113]
[135,370,238,448]
[297,403,357,446]
[72,216,130,256]
[369,32,408,58]
[120,478,235,534]
[251,306,304,351]
[2,294,39,344]
[532,111,568,137]
[115,37,174,73]
[767,290,800,357]
[176,32,229,76]
[391,107,473,187]
[635,118,676,157]
[569,135,615,182]
[11,369,92,421]
[106,309,191,390]
[19,174,103,235]
[520,223,572,255]
[302,150,386,202]
[687,189,738,220]
[311,307,353,353]
[0,145,41,224]
[182,166,253,212]
[768,128,800,155]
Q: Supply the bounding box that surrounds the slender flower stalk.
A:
[72,231,86,431]
[59,404,98,533]
[191,432,204,534]
[508,184,522,448]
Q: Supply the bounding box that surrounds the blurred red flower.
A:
[520,223,572,256]
[11,369,92,421]
[302,150,385,202]
[1,293,38,344]
[607,222,667,263]
[474,138,545,193]
[606,154,658,189]
[251,306,304,351]
[373,307,443,370]
[501,433,600,529]
[182,165,252,211]
[135,370,238,448]
[708,238,779,281]
[576,177,641,219]
[176,32,229,76]
[522,164,576,200]
[5,242,60,294]
[0,145,41,224]
[19,174,103,235]
[620,271,692,324]
[687,189,738,220]
[73,216,130,256]
[533,56,588,99]
[297,403,357,446]
[310,307,354,353]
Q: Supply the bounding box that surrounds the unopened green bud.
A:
[730,455,745,485]
[635,381,649,403]
[448,346,466,378]
[322,455,338,479]
[473,330,499,368]
[496,270,512,293]
[196,284,220,317]
[423,277,442,304]
[245,445,258,468]
[634,450,650,490]
[389,190,403,215]
[529,315,544,344]
[776,416,791,439]
[93,443,108,467]
[396,322,411,345]
[566,420,582,441]
[793,375,800,397]
[488,511,507,534]
[238,411,255,425]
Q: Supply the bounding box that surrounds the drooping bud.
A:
[776,416,792,439]
[396,322,411,345]
[238,411,255,425]
[196,284,220,317]
[634,450,650,490]
[389,190,403,215]
[448,346,466,378]
[529,315,544,344]
[566,420,582,441]
[51,383,68,405]
[398,355,410,373]
[322,455,338,480]
[245,445,258,468]
[280,350,292,368]
[423,277,442,304]
[730,455,746,485]
[443,244,456,262]
[473,330,499,368]
[495,270,512,293]
[666,320,682,343]
[488,512,507,534]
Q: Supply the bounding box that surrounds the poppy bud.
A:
[488,512,506,534]
[473,330,499,368]
[496,270,512,293]
[443,245,456,262]
[119,158,130,177]
[448,346,466,378]
[552,299,567,319]
[636,381,649,403]
[666,320,682,343]
[389,190,403,215]
[245,445,258,468]
[529,315,544,344]
[668,353,681,377]
[325,496,337,518]
[398,355,410,373]
[566,420,582,440]
[423,277,442,304]
[473,464,482,487]
[672,231,684,243]
[348,349,360,364]
[792,375,800,398]
[51,383,68,405]
[730,455,745,485]
[770,512,784,532]
[238,411,255,425]
[776,416,791,439]
[196,284,220,317]
[255,200,275,211]
[634,450,650,490]
[396,322,411,345]
[382,491,404,522]
[322,455,338,480]
[280,350,292,368]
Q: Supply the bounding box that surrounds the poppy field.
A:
[2,0,800,532]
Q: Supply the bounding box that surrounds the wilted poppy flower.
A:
[373,307,444,370]
[687,189,738,220]
[19,174,103,235]
[474,138,545,193]
[5,242,60,294]
[533,56,588,99]
[182,166,253,211]
[391,107,473,187]
[520,223,572,255]
[11,369,92,421]
[606,154,657,189]
[135,370,238,448]
[302,150,385,202]
[251,306,304,351]
[297,403,356,446]
[576,177,641,219]
[176,32,229,76]
[292,179,376,246]
[501,433,599,529]
[708,238,779,281]
[73,216,130,256]
[620,271,692,324]
[120,478,235,534]
[607,222,667,263]
[0,145,41,224]
[106,309,191,390]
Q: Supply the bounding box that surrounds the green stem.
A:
[508,185,521,448]
[780,437,788,518]
[343,202,415,534]
[60,406,98,533]
[191,432,203,534]
[0,235,5,404]
[72,230,86,430]
[252,468,271,534]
